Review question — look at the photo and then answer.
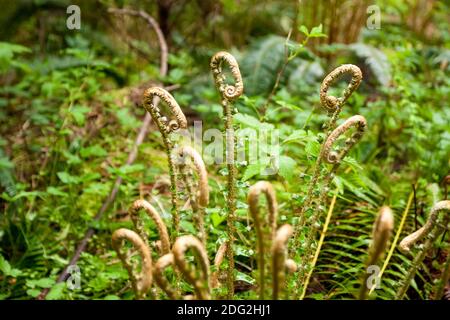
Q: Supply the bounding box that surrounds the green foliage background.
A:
[0,0,449,300]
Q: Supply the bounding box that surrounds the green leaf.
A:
[26,289,41,298]
[242,162,265,181]
[70,105,90,126]
[46,186,68,197]
[305,139,321,157]
[26,277,55,289]
[309,24,327,38]
[0,156,14,169]
[0,254,20,277]
[209,209,226,228]
[282,129,307,144]
[57,172,80,184]
[278,155,296,181]
[299,25,309,36]
[46,283,65,300]
[80,144,107,158]
[234,113,274,130]
[236,271,255,285]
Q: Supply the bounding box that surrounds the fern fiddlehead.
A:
[293,114,367,298]
[111,228,153,299]
[395,200,450,299]
[359,206,394,300]
[128,199,171,255]
[272,224,294,300]
[210,51,243,299]
[248,181,278,299]
[176,146,209,244]
[172,235,211,300]
[142,87,187,238]
[211,242,228,290]
[153,253,181,299]
[295,65,363,226]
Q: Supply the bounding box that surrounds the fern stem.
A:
[210,51,243,299]
[299,191,337,300]
[142,87,187,239]
[368,190,414,297]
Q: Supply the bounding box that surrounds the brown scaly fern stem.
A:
[128,199,171,255]
[248,181,278,299]
[210,51,244,299]
[175,146,209,244]
[359,206,394,300]
[142,87,187,239]
[111,228,153,300]
[291,65,364,299]
[211,242,228,290]
[294,65,362,228]
[396,200,450,299]
[272,224,294,300]
[172,235,211,300]
[293,115,367,298]
[153,253,180,299]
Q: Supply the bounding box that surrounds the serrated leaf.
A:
[242,162,265,181]
[46,282,65,300]
[278,155,296,181]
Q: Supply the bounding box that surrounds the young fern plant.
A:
[128,199,171,255]
[359,206,394,300]
[247,181,296,299]
[142,87,188,238]
[248,181,278,299]
[294,64,363,228]
[211,241,228,290]
[210,51,244,298]
[172,235,211,300]
[272,224,296,300]
[154,253,180,299]
[290,65,366,299]
[111,228,153,299]
[175,146,209,244]
[395,200,450,299]
[295,115,367,298]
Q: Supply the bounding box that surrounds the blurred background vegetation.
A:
[0,0,449,300]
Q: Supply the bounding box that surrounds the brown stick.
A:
[37,8,168,300]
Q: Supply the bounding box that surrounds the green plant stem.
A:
[434,250,450,300]
[224,99,237,299]
[395,217,448,299]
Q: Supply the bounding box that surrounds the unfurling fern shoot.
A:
[175,146,209,244]
[128,199,171,255]
[142,87,187,238]
[154,253,180,299]
[210,51,244,298]
[272,224,294,300]
[296,65,363,225]
[111,228,153,299]
[395,200,450,299]
[359,206,394,300]
[172,235,211,300]
[248,181,278,299]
